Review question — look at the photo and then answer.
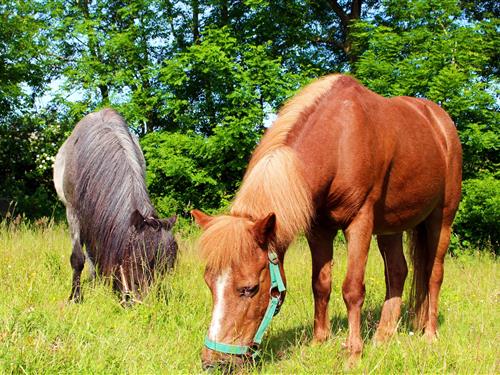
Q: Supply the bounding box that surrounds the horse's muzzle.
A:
[201,347,248,372]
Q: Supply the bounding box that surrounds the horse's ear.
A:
[130,209,146,231]
[161,215,177,231]
[253,213,276,248]
[191,209,213,229]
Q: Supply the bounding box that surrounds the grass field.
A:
[0,221,498,374]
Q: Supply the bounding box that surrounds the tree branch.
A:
[328,0,349,27]
[350,0,362,20]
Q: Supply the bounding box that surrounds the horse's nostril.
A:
[201,362,216,372]
[202,361,235,373]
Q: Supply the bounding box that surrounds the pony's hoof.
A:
[311,338,327,346]
[424,329,438,343]
[373,330,393,346]
[345,352,361,370]
[68,295,82,304]
[311,332,330,345]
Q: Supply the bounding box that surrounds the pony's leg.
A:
[374,233,407,343]
[423,214,452,340]
[342,214,373,362]
[67,207,84,302]
[86,253,96,282]
[306,226,336,343]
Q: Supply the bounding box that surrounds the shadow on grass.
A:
[253,303,445,370]
[255,306,375,367]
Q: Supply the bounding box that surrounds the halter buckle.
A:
[268,251,279,264]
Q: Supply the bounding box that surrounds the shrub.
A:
[453,175,500,253]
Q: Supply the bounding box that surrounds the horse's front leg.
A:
[307,226,336,343]
[342,213,373,364]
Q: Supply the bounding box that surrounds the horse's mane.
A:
[199,215,256,272]
[201,75,341,271]
[74,109,156,274]
[247,74,341,170]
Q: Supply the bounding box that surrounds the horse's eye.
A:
[238,284,259,298]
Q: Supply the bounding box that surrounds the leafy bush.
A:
[141,114,269,217]
[453,175,500,253]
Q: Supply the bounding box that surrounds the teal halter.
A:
[204,251,286,358]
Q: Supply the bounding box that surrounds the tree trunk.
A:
[328,0,364,64]
[192,0,200,43]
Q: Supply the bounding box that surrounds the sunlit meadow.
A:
[0,220,498,374]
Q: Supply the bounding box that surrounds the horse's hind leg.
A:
[67,207,84,302]
[410,208,453,340]
[306,226,336,343]
[86,253,96,282]
[374,233,407,344]
[423,212,453,340]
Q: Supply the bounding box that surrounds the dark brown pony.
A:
[54,109,177,303]
[192,74,462,368]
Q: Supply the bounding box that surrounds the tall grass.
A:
[0,221,498,373]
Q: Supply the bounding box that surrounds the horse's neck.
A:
[232,147,313,249]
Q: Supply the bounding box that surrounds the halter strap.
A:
[204,251,286,358]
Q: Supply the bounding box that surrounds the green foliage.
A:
[0,112,67,218]
[157,26,288,134]
[141,131,219,215]
[0,1,53,117]
[453,175,500,253]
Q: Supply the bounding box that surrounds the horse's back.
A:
[394,97,462,219]
[55,109,145,206]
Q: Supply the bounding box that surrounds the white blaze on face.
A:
[208,269,230,340]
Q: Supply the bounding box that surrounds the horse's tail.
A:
[408,222,431,331]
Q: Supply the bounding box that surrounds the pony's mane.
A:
[202,75,341,271]
[231,147,312,246]
[199,215,256,271]
[74,109,157,274]
[247,74,341,170]
[231,75,341,244]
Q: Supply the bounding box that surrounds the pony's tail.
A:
[408,223,431,331]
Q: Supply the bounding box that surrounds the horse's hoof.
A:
[373,330,392,346]
[311,333,330,345]
[424,329,438,343]
[345,352,361,370]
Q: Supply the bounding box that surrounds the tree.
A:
[45,0,177,134]
[0,1,60,216]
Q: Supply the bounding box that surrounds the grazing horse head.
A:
[121,210,178,298]
[192,210,286,369]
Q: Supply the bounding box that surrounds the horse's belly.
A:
[373,164,445,234]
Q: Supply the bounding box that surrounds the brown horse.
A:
[192,74,462,368]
